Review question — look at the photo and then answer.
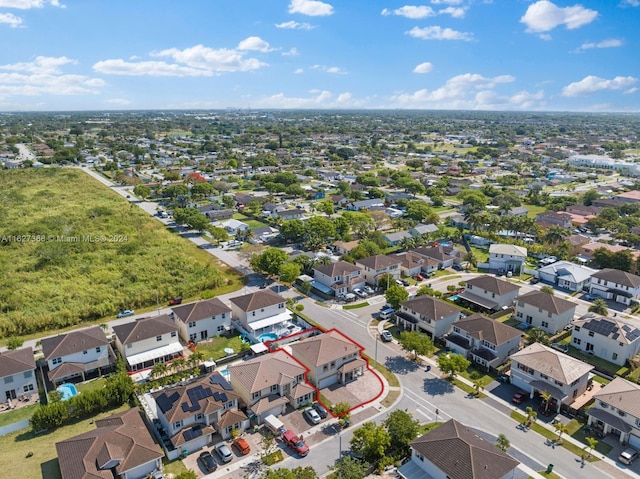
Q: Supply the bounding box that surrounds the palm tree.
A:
[150,362,168,380]
[472,379,484,396]
[525,406,537,426]
[463,251,477,271]
[525,327,551,346]
[585,436,598,458]
[189,351,205,369]
[588,298,609,316]
[554,422,569,443]
[540,390,553,413]
[172,357,187,374]
[496,434,510,452]
[544,226,569,245]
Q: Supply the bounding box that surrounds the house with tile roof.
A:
[55,408,164,479]
[587,377,640,448]
[229,290,290,336]
[509,343,594,413]
[589,268,640,306]
[149,373,247,455]
[458,275,520,311]
[410,244,460,269]
[171,298,232,343]
[113,315,183,372]
[394,251,439,277]
[537,260,597,292]
[514,290,577,334]
[397,418,519,479]
[571,313,640,366]
[397,296,463,339]
[488,244,527,275]
[41,326,115,385]
[226,350,312,423]
[312,260,365,297]
[0,347,36,402]
[288,330,365,389]
[355,254,402,286]
[444,314,522,369]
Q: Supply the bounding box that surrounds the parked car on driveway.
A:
[619,447,639,465]
[353,288,367,298]
[117,310,134,318]
[314,402,328,419]
[232,438,251,455]
[512,391,527,404]
[363,285,375,295]
[303,406,322,424]
[215,443,233,463]
[199,451,217,472]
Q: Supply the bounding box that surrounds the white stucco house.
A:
[587,377,640,448]
[571,313,640,366]
[312,260,365,297]
[589,269,640,306]
[488,244,527,274]
[514,290,577,335]
[537,261,597,292]
[396,296,463,339]
[355,254,402,286]
[171,298,232,343]
[458,275,520,311]
[229,289,290,336]
[0,347,36,402]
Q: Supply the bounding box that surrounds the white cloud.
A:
[153,44,267,73]
[625,87,638,94]
[294,68,304,74]
[413,62,433,73]
[0,12,22,26]
[0,0,63,8]
[256,90,366,108]
[439,6,466,18]
[520,1,598,33]
[539,33,552,41]
[237,36,273,52]
[0,56,76,73]
[381,5,435,19]
[406,25,473,41]
[577,39,623,51]
[106,98,131,105]
[93,59,213,77]
[430,0,462,4]
[620,0,639,6]
[275,20,315,30]
[282,47,299,56]
[288,0,334,16]
[309,64,347,74]
[562,75,638,96]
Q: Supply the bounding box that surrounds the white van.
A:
[380,308,396,320]
[264,414,285,436]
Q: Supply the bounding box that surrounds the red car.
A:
[413,274,425,281]
[168,296,182,305]
[512,391,527,404]
[283,430,309,457]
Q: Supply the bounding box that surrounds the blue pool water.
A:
[449,295,459,301]
[258,333,279,343]
[57,383,78,401]
[219,369,230,379]
[440,242,452,247]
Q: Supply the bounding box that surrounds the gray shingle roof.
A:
[510,342,593,384]
[356,254,402,270]
[227,350,306,394]
[289,330,360,367]
[112,315,178,345]
[41,326,109,360]
[314,260,361,277]
[593,377,640,418]
[0,347,34,378]
[591,268,640,288]
[171,298,231,323]
[229,290,285,312]
[517,290,576,315]
[401,295,462,321]
[453,314,522,345]
[466,275,520,295]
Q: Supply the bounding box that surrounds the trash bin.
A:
[546,464,553,473]
[426,365,431,372]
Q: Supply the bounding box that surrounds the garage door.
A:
[628,434,640,449]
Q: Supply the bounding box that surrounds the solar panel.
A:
[213,391,221,401]
[219,392,227,402]
[156,394,173,414]
[183,426,202,442]
[210,374,233,390]
[181,402,190,412]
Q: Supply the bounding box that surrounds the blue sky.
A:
[0,0,638,111]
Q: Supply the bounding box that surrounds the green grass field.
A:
[0,169,242,340]
[193,332,251,361]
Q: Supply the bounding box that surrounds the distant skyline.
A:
[0,0,638,112]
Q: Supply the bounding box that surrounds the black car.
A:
[199,451,217,472]
[314,402,329,419]
[401,279,410,286]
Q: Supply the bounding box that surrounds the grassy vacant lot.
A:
[193,332,250,361]
[0,403,132,479]
[0,169,241,340]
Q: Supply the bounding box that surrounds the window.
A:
[574,326,581,332]
[23,384,34,392]
[613,353,618,361]
[127,343,132,349]
[601,402,608,409]
[96,347,101,353]
[323,365,328,372]
[171,331,177,338]
[52,357,62,365]
[468,284,472,290]
[278,303,285,309]
[222,313,226,318]
[526,315,533,322]
[173,421,183,429]
[330,362,336,368]
[271,384,278,392]
[24,370,32,379]
[195,413,204,421]
[541,321,549,328]
[252,311,256,317]
[619,410,626,417]
[4,376,13,384]
[83,350,88,355]
[491,293,495,298]
[188,322,196,328]
[588,331,594,337]
[573,338,581,345]
[252,392,260,400]
[541,374,548,380]
[516,312,523,318]
[156,335,162,342]
[189,333,197,341]
[217,325,225,332]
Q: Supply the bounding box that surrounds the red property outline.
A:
[262,325,385,418]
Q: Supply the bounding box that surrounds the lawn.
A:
[0,403,39,428]
[524,204,547,218]
[566,345,621,377]
[162,457,188,476]
[244,219,267,228]
[75,378,107,394]
[343,302,370,310]
[192,332,251,361]
[0,169,241,341]
[0,403,132,479]
[469,246,489,263]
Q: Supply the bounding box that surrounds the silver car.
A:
[619,447,639,465]
[304,406,321,424]
[215,443,233,463]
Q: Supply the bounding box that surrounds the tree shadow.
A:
[423,377,455,396]
[384,355,421,375]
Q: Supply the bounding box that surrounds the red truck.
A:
[168,296,182,305]
[283,430,309,457]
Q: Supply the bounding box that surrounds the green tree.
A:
[278,261,302,284]
[540,285,555,295]
[540,390,553,413]
[133,184,151,198]
[554,422,569,443]
[222,194,236,208]
[525,327,551,346]
[376,273,394,291]
[398,331,435,361]
[280,219,305,243]
[350,421,391,464]
[303,216,336,250]
[262,466,318,479]
[406,200,439,224]
[207,225,229,244]
[385,285,409,310]
[496,433,510,452]
[544,226,569,245]
[6,337,23,350]
[437,352,470,378]
[317,199,335,216]
[332,401,351,428]
[585,436,598,458]
[588,298,609,316]
[250,247,288,276]
[582,189,600,206]
[330,456,367,479]
[525,406,537,426]
[384,409,420,455]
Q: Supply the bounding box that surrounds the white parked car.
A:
[353,289,367,298]
[363,285,375,295]
[303,406,322,424]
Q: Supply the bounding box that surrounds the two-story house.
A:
[510,342,594,413]
[411,245,459,269]
[229,290,290,336]
[56,408,164,479]
[589,269,640,306]
[444,314,522,369]
[312,261,365,297]
[458,275,520,312]
[288,330,365,389]
[171,298,232,343]
[396,296,463,339]
[41,326,115,386]
[536,211,572,228]
[395,251,439,278]
[537,260,597,292]
[488,244,527,275]
[226,350,313,423]
[0,347,36,402]
[150,373,247,455]
[355,254,402,286]
[587,377,640,448]
[514,291,577,334]
[113,315,183,372]
[571,313,640,366]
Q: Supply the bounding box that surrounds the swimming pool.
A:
[258,333,279,343]
[440,242,452,247]
[57,383,78,401]
[449,295,459,301]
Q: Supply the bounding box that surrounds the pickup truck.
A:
[168,297,182,305]
[283,430,309,457]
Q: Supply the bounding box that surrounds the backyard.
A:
[192,331,251,361]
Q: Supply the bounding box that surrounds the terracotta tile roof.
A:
[289,330,360,367]
[112,315,178,345]
[250,394,289,415]
[55,408,163,479]
[409,419,519,479]
[41,326,109,360]
[465,275,520,295]
[218,409,248,429]
[227,350,306,394]
[453,314,522,345]
[229,290,285,312]
[401,296,462,321]
[510,342,593,384]
[171,298,231,323]
[0,347,35,378]
[517,291,576,315]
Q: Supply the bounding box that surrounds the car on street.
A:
[381,330,393,342]
[198,451,217,472]
[117,310,134,318]
[452,263,464,271]
[214,443,234,463]
[583,293,596,300]
[303,406,322,424]
[168,296,182,305]
[283,430,309,457]
[314,402,328,419]
[232,438,251,455]
[530,277,540,284]
[619,447,639,465]
[512,391,527,404]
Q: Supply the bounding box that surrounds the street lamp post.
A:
[374,333,379,370]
